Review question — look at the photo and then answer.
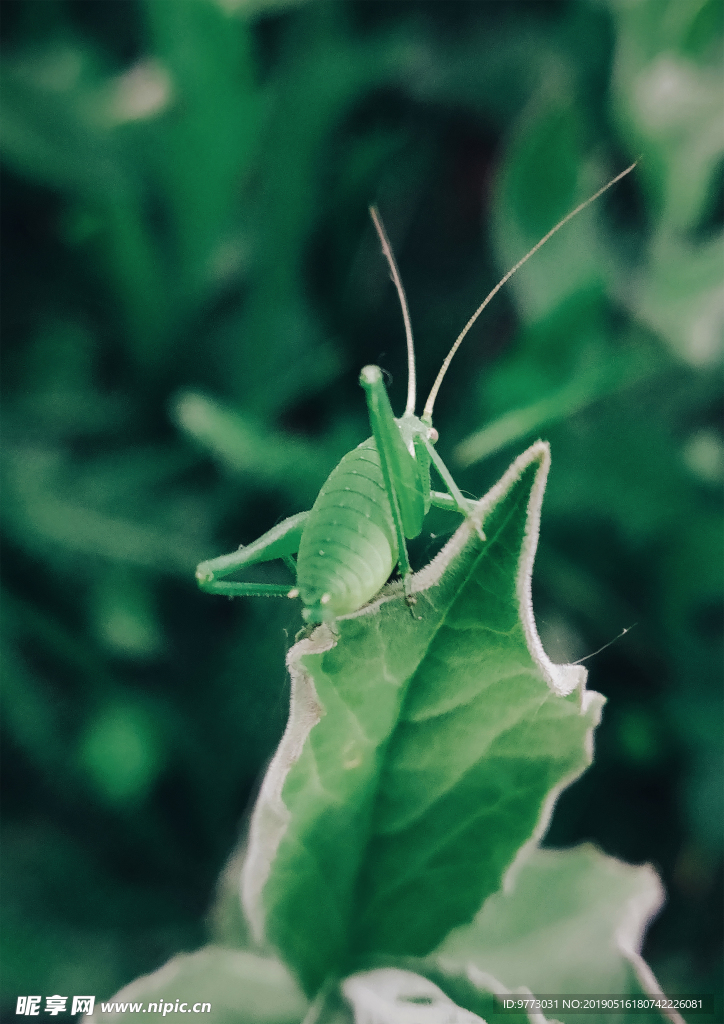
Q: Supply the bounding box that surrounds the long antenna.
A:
[370,206,416,415]
[422,161,637,421]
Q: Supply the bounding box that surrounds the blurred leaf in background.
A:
[1,0,721,1010]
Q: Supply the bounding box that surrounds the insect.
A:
[196,163,636,624]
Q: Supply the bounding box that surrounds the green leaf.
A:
[436,844,684,1024]
[610,0,724,233]
[171,390,332,505]
[491,104,623,325]
[341,970,486,1024]
[633,233,724,366]
[453,345,655,468]
[0,43,132,201]
[88,947,308,1024]
[242,442,605,995]
[311,968,543,1024]
[140,0,261,291]
[0,46,172,364]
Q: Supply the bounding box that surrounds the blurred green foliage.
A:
[1,0,721,1010]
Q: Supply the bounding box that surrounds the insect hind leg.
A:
[196,510,309,598]
[359,366,420,603]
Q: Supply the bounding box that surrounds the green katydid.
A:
[196,163,636,624]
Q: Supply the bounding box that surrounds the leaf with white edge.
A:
[341,970,486,1024]
[436,844,686,1024]
[242,441,605,996]
[207,844,251,949]
[415,960,564,1024]
[86,947,308,1024]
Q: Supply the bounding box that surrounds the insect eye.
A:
[428,427,439,443]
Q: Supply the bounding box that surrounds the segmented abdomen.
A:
[297,438,398,619]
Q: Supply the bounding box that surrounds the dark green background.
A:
[1,0,721,1011]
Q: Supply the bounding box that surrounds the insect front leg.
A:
[428,491,477,515]
[196,510,309,598]
[422,436,486,542]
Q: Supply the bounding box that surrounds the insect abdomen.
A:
[297,438,398,620]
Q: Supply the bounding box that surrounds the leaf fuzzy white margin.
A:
[242,624,335,943]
